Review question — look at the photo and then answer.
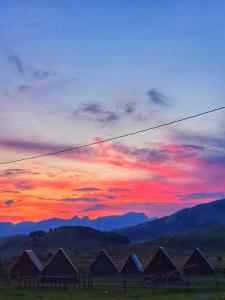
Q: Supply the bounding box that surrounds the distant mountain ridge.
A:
[117,198,225,243]
[0,212,150,237]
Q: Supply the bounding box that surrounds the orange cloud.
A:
[0,139,224,222]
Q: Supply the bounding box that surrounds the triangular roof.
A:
[0,260,9,283]
[11,250,43,276]
[25,250,43,271]
[121,253,143,274]
[183,248,215,275]
[42,248,78,276]
[89,249,118,275]
[144,247,181,278]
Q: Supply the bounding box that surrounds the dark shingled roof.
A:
[25,250,43,271]
[11,250,43,276]
[89,249,118,276]
[120,253,143,275]
[144,247,181,279]
[183,248,215,275]
[42,248,78,277]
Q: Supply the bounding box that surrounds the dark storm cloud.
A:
[0,168,40,178]
[99,111,119,123]
[74,103,120,124]
[75,187,101,191]
[113,143,168,163]
[8,51,56,80]
[0,138,69,153]
[33,69,57,79]
[63,197,101,203]
[4,199,15,206]
[14,182,36,191]
[173,131,225,150]
[81,104,102,114]
[7,50,74,96]
[8,54,25,74]
[179,192,224,201]
[109,188,131,193]
[147,88,170,106]
[79,204,107,212]
[1,168,28,177]
[173,131,225,166]
[105,195,117,200]
[73,101,137,124]
[124,103,136,114]
[0,137,98,160]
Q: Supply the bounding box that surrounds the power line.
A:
[0,106,225,165]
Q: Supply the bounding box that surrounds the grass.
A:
[1,287,225,300]
[1,275,225,299]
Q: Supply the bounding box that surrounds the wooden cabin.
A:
[183,248,215,276]
[120,253,143,275]
[42,248,78,281]
[10,250,43,277]
[144,247,181,280]
[89,249,118,276]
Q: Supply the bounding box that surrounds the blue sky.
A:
[1,0,225,111]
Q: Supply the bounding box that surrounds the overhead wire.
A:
[0,106,224,165]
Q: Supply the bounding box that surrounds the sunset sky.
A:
[0,0,225,222]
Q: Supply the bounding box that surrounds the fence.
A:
[16,275,79,289]
[11,272,225,292]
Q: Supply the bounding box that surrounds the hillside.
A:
[0,226,129,260]
[117,198,225,242]
[0,212,149,237]
[2,224,225,272]
[109,224,225,270]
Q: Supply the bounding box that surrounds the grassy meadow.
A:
[1,287,225,300]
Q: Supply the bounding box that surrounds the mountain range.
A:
[1,199,225,262]
[0,212,150,237]
[117,198,225,242]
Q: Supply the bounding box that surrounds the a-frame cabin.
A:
[183,248,215,276]
[120,253,143,275]
[42,248,78,280]
[89,249,118,276]
[144,247,181,280]
[10,250,43,277]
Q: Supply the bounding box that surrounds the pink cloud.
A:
[0,134,224,221]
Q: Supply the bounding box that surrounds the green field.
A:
[1,275,225,299]
[1,287,225,300]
